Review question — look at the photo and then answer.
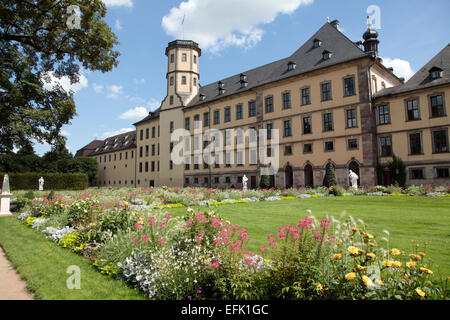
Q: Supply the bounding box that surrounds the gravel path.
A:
[0,246,34,300]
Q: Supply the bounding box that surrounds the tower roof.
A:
[165,40,201,56]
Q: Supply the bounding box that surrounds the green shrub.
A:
[0,172,88,191]
[323,161,338,187]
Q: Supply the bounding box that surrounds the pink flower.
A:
[320,219,330,230]
[277,233,286,239]
[199,230,206,236]
[159,221,166,229]
[206,260,220,269]
[259,246,266,253]
[244,258,253,266]
[195,236,203,243]
[158,238,165,245]
[165,212,172,220]
[141,235,149,243]
[148,216,156,226]
[187,218,193,225]
[269,239,277,247]
[214,238,223,246]
[134,223,142,230]
[230,243,239,252]
[267,234,274,240]
[131,238,138,244]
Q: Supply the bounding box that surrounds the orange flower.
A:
[409,254,421,261]
[366,253,376,259]
[393,261,402,268]
[420,267,433,275]
[332,253,342,260]
[391,248,401,256]
[406,261,416,268]
[383,260,393,267]
[415,288,426,297]
[345,272,357,281]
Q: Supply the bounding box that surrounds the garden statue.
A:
[349,170,359,189]
[0,174,12,215]
[242,175,248,191]
[39,176,44,191]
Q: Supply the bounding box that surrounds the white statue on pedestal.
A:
[1,174,12,216]
[39,177,44,191]
[349,170,359,189]
[242,175,248,191]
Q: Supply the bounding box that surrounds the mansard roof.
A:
[185,22,369,108]
[89,130,136,156]
[375,43,450,98]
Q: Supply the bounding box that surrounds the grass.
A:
[170,196,450,278]
[0,216,147,300]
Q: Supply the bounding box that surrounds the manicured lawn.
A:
[0,216,147,300]
[170,196,450,278]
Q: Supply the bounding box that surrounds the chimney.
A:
[330,19,340,29]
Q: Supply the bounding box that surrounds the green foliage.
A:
[0,172,88,190]
[323,161,338,187]
[0,0,120,153]
[388,154,407,188]
[259,175,273,189]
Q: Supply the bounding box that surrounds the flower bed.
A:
[13,190,448,300]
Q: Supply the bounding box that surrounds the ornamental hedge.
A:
[0,173,88,191]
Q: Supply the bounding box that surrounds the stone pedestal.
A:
[0,193,12,216]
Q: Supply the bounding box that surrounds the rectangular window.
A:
[344,77,355,96]
[410,168,424,180]
[140,129,143,140]
[151,161,155,172]
[249,148,257,165]
[152,126,156,138]
[182,53,187,62]
[284,120,292,137]
[433,130,448,153]
[430,95,445,117]
[146,128,149,139]
[323,113,333,132]
[284,145,293,155]
[346,109,357,128]
[301,87,311,105]
[436,167,450,178]
[203,112,210,127]
[380,136,392,157]
[224,130,231,146]
[409,132,422,155]
[145,145,149,157]
[139,162,142,173]
[170,121,174,133]
[324,141,334,152]
[193,55,197,64]
[282,92,291,109]
[236,150,244,166]
[214,110,220,125]
[170,54,174,63]
[182,76,187,85]
[321,82,332,101]
[185,117,190,130]
[248,101,256,117]
[170,95,174,105]
[152,144,155,156]
[225,151,231,167]
[194,115,200,128]
[169,160,173,170]
[406,99,420,121]
[265,96,273,113]
[139,146,143,158]
[303,117,312,134]
[266,123,273,140]
[224,107,231,122]
[145,162,148,172]
[236,104,243,120]
[170,76,174,86]
[378,105,390,125]
[348,139,358,150]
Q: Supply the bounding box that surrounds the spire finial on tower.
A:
[367,15,372,29]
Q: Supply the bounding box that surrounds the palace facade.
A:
[77,19,450,189]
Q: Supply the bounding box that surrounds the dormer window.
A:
[199,94,206,101]
[240,73,247,82]
[287,61,296,71]
[322,50,332,60]
[430,67,443,80]
[218,81,225,89]
[313,39,322,48]
[240,80,248,89]
[219,88,226,95]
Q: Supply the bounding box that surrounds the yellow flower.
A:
[409,254,421,261]
[332,253,342,260]
[357,265,368,271]
[420,267,433,275]
[345,272,357,281]
[366,253,376,259]
[393,261,402,268]
[415,288,426,297]
[348,246,362,256]
[406,261,416,268]
[391,248,401,256]
[362,276,374,288]
[404,274,409,280]
[383,260,393,267]
[419,252,426,257]
[377,279,384,286]
[364,232,374,239]
[316,284,323,291]
[351,227,360,233]
[369,242,377,247]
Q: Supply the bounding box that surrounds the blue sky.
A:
[34,0,450,155]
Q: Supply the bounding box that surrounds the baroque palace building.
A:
[77,19,450,189]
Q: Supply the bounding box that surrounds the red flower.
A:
[141,235,149,243]
[158,238,165,245]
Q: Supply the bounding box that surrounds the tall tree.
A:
[0,0,120,153]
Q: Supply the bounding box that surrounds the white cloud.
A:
[115,19,123,30]
[381,57,415,81]
[146,98,160,111]
[102,0,133,8]
[106,85,124,99]
[60,130,71,137]
[118,106,149,121]
[41,72,88,94]
[93,83,104,93]
[134,78,146,85]
[162,0,313,52]
[99,128,134,139]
